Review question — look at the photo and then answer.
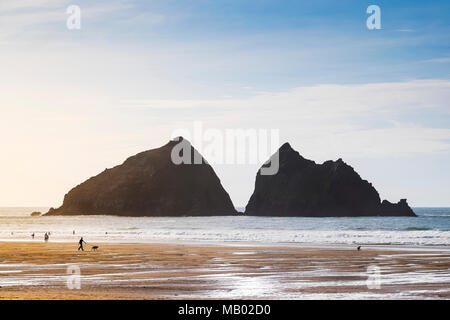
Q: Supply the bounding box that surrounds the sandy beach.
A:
[0,241,449,299]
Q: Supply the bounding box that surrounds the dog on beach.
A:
[91,246,99,251]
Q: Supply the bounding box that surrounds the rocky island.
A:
[45,138,237,217]
[245,143,416,217]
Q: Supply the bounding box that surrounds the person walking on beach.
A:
[31,233,35,239]
[78,237,86,251]
[44,233,49,242]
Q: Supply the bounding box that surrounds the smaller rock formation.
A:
[380,199,415,216]
[30,211,42,217]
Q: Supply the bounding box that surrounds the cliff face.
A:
[45,138,237,217]
[245,143,416,217]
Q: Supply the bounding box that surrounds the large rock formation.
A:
[45,138,237,217]
[245,143,416,217]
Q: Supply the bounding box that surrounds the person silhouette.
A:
[31,233,35,239]
[44,233,49,242]
[78,237,86,251]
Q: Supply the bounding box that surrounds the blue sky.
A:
[0,0,449,207]
[75,0,450,88]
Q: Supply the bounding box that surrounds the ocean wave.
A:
[0,210,450,246]
[420,214,450,218]
[403,227,432,231]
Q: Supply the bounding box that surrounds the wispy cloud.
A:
[120,80,450,159]
[120,79,450,115]
[421,57,450,63]
[0,0,134,39]
[0,0,66,13]
[396,29,415,32]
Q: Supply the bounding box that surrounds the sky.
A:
[0,0,449,207]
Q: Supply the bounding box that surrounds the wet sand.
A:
[0,242,449,299]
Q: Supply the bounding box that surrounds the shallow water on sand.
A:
[0,243,449,299]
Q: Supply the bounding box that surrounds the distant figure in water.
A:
[44,233,49,242]
[31,233,35,239]
[73,230,75,235]
[357,246,361,251]
[78,237,86,251]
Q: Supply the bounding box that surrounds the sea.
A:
[1,207,449,247]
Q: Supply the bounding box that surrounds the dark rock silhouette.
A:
[245,143,416,217]
[45,138,236,217]
[30,211,42,217]
[380,199,415,216]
